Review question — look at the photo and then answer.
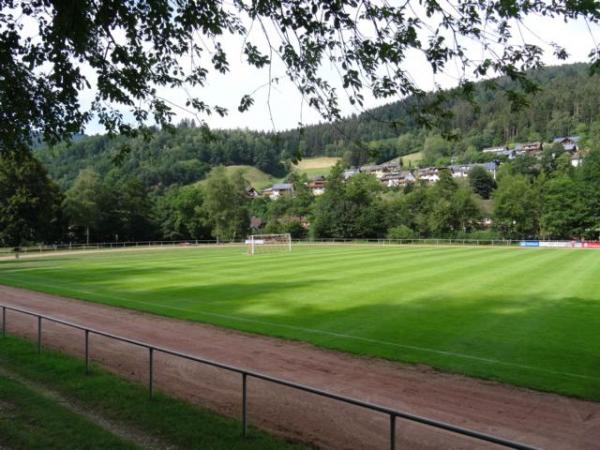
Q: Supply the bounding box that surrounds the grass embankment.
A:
[1,245,599,400]
[197,165,282,190]
[292,157,340,178]
[400,151,423,167]
[0,336,304,450]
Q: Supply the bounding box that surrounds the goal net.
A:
[246,234,292,255]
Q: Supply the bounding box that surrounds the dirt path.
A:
[0,285,598,450]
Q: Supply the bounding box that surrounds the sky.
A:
[80,12,599,135]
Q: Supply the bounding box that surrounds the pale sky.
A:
[81,13,599,135]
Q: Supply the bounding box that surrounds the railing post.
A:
[148,347,154,399]
[37,316,42,353]
[242,373,248,436]
[390,414,396,450]
[85,330,90,373]
[1,306,5,337]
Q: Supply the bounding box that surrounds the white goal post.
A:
[245,233,292,255]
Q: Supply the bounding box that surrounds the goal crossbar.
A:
[246,233,292,255]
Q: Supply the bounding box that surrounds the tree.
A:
[493,175,541,239]
[312,164,385,238]
[577,148,600,239]
[155,185,210,240]
[202,167,249,240]
[469,166,496,199]
[111,178,156,241]
[426,171,481,235]
[540,175,586,239]
[0,151,63,249]
[63,169,102,243]
[2,1,598,155]
[540,143,566,173]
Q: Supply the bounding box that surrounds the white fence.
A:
[3,238,600,258]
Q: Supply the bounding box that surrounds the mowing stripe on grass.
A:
[0,277,596,383]
[1,245,599,400]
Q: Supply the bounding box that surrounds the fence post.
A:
[85,330,90,373]
[242,373,248,436]
[1,306,5,337]
[37,316,42,353]
[390,414,396,450]
[148,348,154,399]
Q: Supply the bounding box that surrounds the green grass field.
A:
[1,244,599,400]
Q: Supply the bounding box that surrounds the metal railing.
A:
[0,304,536,450]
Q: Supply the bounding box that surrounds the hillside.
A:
[197,165,282,190]
[292,157,341,178]
[35,63,600,192]
[276,63,600,163]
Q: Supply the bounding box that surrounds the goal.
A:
[246,233,292,255]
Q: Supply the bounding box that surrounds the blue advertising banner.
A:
[520,240,540,247]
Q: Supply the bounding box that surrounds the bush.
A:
[387,225,416,240]
[453,230,502,240]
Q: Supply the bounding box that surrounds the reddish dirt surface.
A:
[0,285,599,450]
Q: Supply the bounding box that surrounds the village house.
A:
[515,142,543,155]
[262,183,294,200]
[245,187,260,198]
[553,136,580,152]
[416,167,440,184]
[450,162,498,180]
[482,146,517,159]
[482,146,510,155]
[380,171,416,188]
[571,150,586,167]
[343,168,359,180]
[359,161,401,179]
[306,176,327,196]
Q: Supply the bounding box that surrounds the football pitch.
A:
[1,244,599,400]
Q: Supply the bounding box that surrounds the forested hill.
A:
[277,63,600,159]
[37,63,600,191]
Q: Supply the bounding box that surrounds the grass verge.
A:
[0,336,305,450]
[0,373,138,450]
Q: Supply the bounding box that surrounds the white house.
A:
[307,177,326,196]
[263,183,294,200]
[553,136,580,152]
[571,151,585,167]
[380,171,416,188]
[417,167,440,184]
[343,169,359,180]
[450,162,498,180]
[359,161,402,179]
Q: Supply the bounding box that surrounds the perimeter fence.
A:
[1,237,526,257]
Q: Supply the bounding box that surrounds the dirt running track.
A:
[0,285,598,450]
